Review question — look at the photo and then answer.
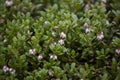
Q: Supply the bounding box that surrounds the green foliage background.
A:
[0,0,120,80]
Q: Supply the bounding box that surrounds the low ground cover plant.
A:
[0,0,120,80]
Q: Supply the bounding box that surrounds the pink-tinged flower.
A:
[60,32,66,39]
[3,65,9,72]
[115,48,120,54]
[97,32,104,40]
[9,68,15,74]
[29,48,36,55]
[48,69,54,76]
[3,65,15,74]
[85,27,93,33]
[50,54,57,60]
[58,39,64,45]
[37,55,43,60]
[5,0,13,7]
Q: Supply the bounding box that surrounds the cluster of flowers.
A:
[29,27,67,61]
[44,21,67,46]
[3,65,15,74]
[52,29,66,45]
[58,32,66,45]
[84,22,104,40]
[29,48,43,60]
[29,48,58,60]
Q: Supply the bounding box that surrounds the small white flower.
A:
[52,31,56,37]
[102,0,106,3]
[84,4,90,11]
[80,79,84,80]
[9,68,15,74]
[9,68,12,72]
[106,20,110,26]
[53,42,57,45]
[115,48,120,54]
[58,39,64,45]
[29,48,36,55]
[11,70,15,74]
[85,27,93,33]
[5,0,13,7]
[50,54,57,60]
[44,21,49,25]
[48,69,54,76]
[37,55,43,60]
[60,32,66,39]
[97,32,104,40]
[51,42,57,46]
[84,23,89,28]
[3,65,9,72]
[3,39,7,43]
